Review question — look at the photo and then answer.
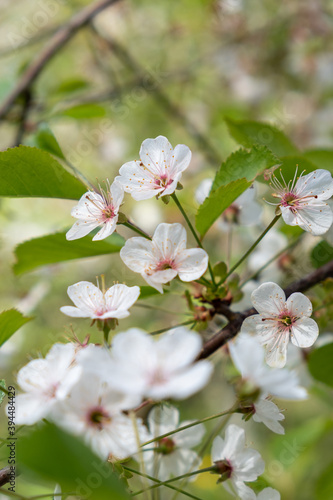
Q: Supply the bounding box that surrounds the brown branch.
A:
[0,466,11,487]
[0,0,121,122]
[197,260,333,360]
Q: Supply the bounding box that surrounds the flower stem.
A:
[123,466,205,500]
[171,193,217,288]
[122,220,152,239]
[149,320,196,336]
[132,466,216,496]
[0,385,9,396]
[142,406,237,446]
[219,214,281,285]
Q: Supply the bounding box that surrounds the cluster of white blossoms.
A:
[11,135,333,500]
[14,327,212,460]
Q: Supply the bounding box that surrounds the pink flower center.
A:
[155,175,173,189]
[86,406,111,430]
[102,205,115,220]
[155,259,175,272]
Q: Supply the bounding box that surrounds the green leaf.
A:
[196,146,278,235]
[60,103,107,119]
[303,149,333,175]
[311,241,333,269]
[18,423,131,500]
[226,118,298,157]
[0,309,33,347]
[0,380,6,406]
[14,231,125,275]
[34,124,66,160]
[308,343,333,387]
[0,146,86,199]
[212,144,279,189]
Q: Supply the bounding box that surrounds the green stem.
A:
[142,406,237,446]
[240,233,303,288]
[149,320,195,336]
[122,221,152,239]
[171,193,217,288]
[0,385,9,395]
[132,466,216,496]
[219,214,281,285]
[123,466,205,500]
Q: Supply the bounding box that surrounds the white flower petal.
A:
[257,487,281,500]
[286,292,313,317]
[120,237,155,273]
[175,422,205,448]
[251,282,286,315]
[140,136,173,176]
[60,306,91,318]
[66,221,99,240]
[264,332,289,368]
[296,169,333,200]
[175,248,209,281]
[66,281,104,313]
[104,284,140,312]
[291,317,319,348]
[253,399,285,435]
[92,218,117,240]
[153,223,187,258]
[156,328,203,372]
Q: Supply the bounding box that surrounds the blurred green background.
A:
[0,0,333,499]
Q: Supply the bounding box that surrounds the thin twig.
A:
[0,0,121,121]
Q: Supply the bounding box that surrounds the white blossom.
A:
[60,281,140,320]
[54,371,148,460]
[120,223,208,293]
[66,180,124,241]
[229,333,307,400]
[241,282,319,367]
[116,135,191,200]
[211,424,265,500]
[269,168,333,235]
[108,327,213,401]
[252,398,285,435]
[143,405,205,481]
[12,343,81,425]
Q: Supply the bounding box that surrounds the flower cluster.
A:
[14,328,212,460]
[10,135,333,500]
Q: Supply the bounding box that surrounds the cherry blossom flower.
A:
[13,343,81,425]
[120,223,208,293]
[269,168,333,235]
[108,327,213,401]
[143,405,205,481]
[60,281,140,320]
[66,180,124,241]
[116,135,191,200]
[252,398,285,435]
[211,424,265,500]
[229,334,307,400]
[241,282,319,367]
[54,372,148,460]
[196,179,262,230]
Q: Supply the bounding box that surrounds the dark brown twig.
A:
[0,0,121,122]
[0,466,12,487]
[197,260,333,360]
